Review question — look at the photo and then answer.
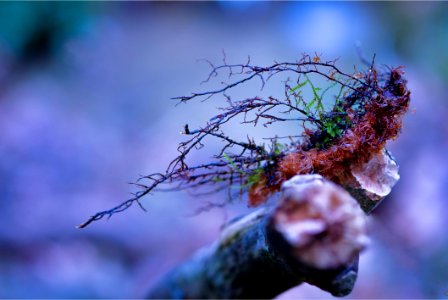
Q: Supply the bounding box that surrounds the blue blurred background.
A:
[0,2,447,298]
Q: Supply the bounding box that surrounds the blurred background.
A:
[0,2,447,298]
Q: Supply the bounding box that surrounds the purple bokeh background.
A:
[0,2,447,298]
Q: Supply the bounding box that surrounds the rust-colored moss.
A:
[249,68,410,206]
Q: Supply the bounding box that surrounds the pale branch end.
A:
[345,149,400,213]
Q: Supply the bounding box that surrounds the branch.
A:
[78,55,409,228]
[146,175,368,299]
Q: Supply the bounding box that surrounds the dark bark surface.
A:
[146,175,369,299]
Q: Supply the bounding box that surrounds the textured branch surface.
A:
[146,175,368,299]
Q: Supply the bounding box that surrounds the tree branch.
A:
[78,55,409,228]
[146,174,369,299]
[146,148,400,298]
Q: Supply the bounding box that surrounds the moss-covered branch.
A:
[79,54,409,228]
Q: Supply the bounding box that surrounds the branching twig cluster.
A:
[78,53,410,228]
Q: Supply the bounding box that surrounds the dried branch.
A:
[146,175,367,298]
[79,53,410,228]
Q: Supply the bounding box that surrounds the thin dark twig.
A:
[79,53,388,228]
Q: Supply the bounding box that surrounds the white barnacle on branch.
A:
[344,149,400,213]
[351,149,400,200]
[272,175,369,269]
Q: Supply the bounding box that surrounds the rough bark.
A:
[147,176,368,299]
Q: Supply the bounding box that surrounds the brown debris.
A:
[249,67,410,206]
